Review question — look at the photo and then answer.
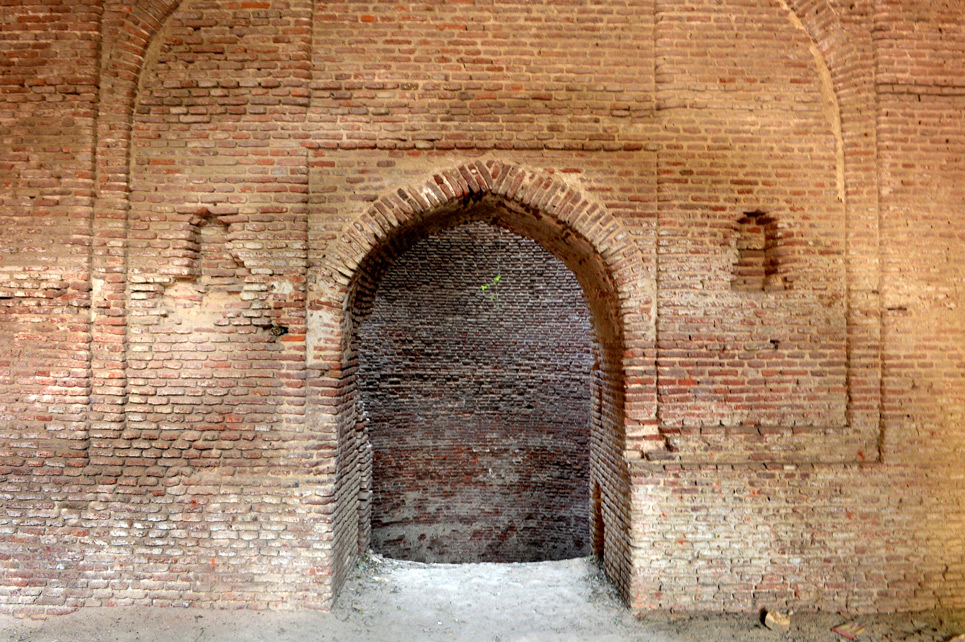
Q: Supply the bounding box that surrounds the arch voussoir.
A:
[402,185,431,213]
[472,160,495,190]
[359,212,392,241]
[440,168,466,198]
[492,165,519,197]
[505,167,529,200]
[458,164,483,193]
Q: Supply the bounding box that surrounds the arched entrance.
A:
[308,160,659,606]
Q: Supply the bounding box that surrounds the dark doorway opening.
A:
[356,220,594,563]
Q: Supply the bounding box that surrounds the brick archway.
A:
[306,160,658,603]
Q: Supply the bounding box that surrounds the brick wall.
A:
[0,0,101,613]
[0,1,99,470]
[0,0,963,617]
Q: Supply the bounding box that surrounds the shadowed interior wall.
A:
[357,221,593,563]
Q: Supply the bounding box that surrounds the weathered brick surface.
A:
[0,0,101,615]
[0,1,99,468]
[0,0,962,618]
[655,0,848,436]
[310,0,655,150]
[631,463,965,612]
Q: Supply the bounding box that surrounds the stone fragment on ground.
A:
[764,609,791,632]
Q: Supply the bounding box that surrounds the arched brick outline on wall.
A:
[779,0,882,457]
[653,0,882,463]
[89,1,877,460]
[306,160,658,604]
[90,0,183,469]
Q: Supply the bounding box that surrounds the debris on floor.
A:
[833,621,867,639]
[764,609,792,632]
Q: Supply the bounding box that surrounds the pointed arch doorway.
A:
[309,161,658,606]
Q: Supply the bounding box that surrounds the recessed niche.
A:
[732,211,784,292]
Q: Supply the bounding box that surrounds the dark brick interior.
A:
[358,221,593,563]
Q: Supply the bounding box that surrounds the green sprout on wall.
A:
[480,274,501,308]
[480,239,503,309]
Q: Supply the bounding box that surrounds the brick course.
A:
[0,0,963,617]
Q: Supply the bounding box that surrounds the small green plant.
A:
[480,273,501,308]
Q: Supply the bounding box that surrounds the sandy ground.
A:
[2,556,964,642]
